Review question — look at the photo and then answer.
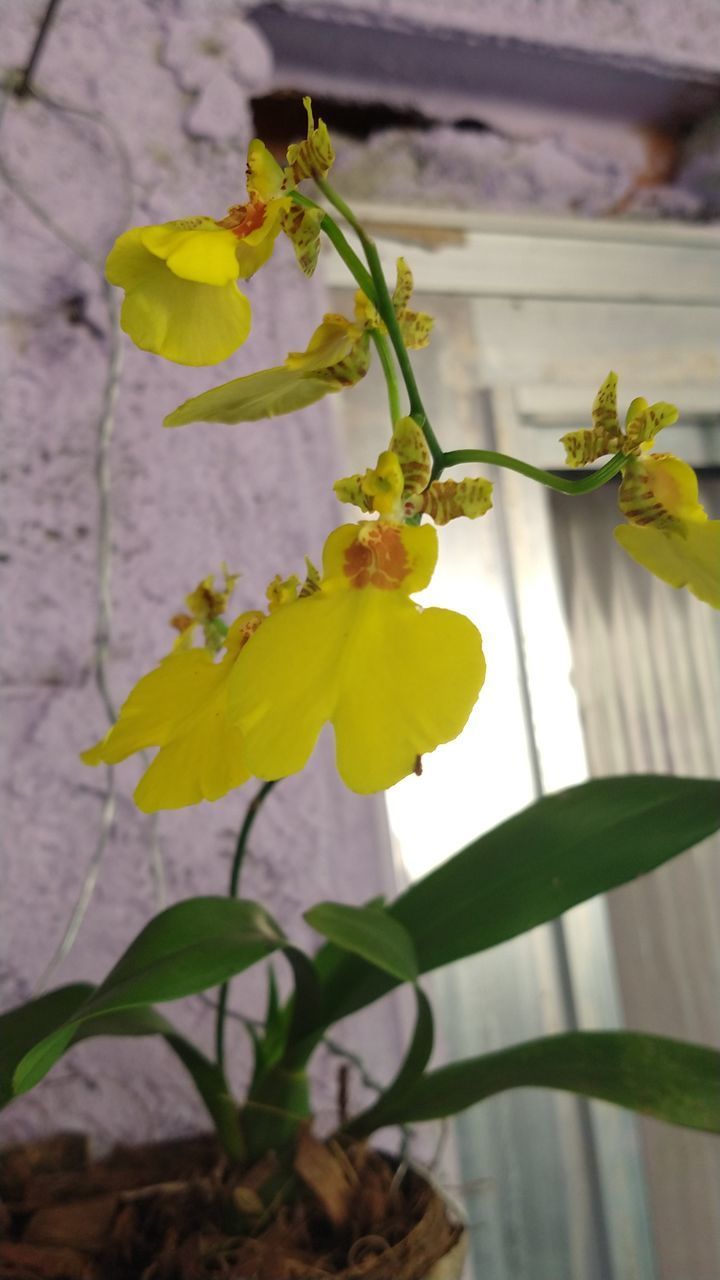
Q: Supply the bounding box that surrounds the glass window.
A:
[327,219,720,1279]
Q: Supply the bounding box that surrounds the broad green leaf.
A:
[13,897,285,1094]
[86,897,283,1015]
[72,1004,171,1042]
[2,991,244,1158]
[163,367,338,427]
[306,901,418,984]
[346,986,434,1139]
[312,776,720,1026]
[370,1032,720,1134]
[0,984,93,1107]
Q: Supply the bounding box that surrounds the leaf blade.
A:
[163,367,336,427]
[306,901,418,984]
[88,897,284,1016]
[164,1032,245,1161]
[2,991,245,1159]
[13,897,285,1094]
[314,776,720,1025]
[379,1032,720,1134]
[0,984,94,1107]
[346,986,434,1138]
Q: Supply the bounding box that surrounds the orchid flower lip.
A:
[227,520,487,794]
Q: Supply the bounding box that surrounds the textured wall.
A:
[270,0,720,72]
[256,0,720,221]
[0,0,401,1147]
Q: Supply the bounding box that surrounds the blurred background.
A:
[1,3,719,1278]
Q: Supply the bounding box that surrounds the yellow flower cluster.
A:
[93,100,719,823]
[562,373,719,609]
[106,100,331,366]
[161,259,432,429]
[83,507,486,811]
[335,416,493,526]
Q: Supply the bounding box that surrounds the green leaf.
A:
[89,897,284,1012]
[243,1061,311,1162]
[13,897,285,1094]
[313,776,720,1025]
[0,984,94,1107]
[72,1004,171,1042]
[306,901,418,984]
[251,965,285,1080]
[371,1032,720,1134]
[164,1032,245,1162]
[283,947,324,1051]
[1,991,245,1159]
[72,1007,246,1160]
[163,367,338,428]
[346,986,434,1139]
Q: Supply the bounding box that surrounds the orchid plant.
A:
[3,100,720,1209]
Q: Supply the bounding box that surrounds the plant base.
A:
[0,1132,465,1278]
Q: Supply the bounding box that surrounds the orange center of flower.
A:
[219,198,267,239]
[343,524,410,590]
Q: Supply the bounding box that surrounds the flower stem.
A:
[296,185,625,499]
[215,780,277,1071]
[311,176,444,474]
[293,191,402,431]
[371,330,402,424]
[441,449,626,494]
[363,234,443,467]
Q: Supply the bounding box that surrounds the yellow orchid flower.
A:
[81,613,262,812]
[216,140,291,278]
[559,377,717,606]
[335,417,493,525]
[358,450,406,518]
[106,111,332,367]
[265,558,320,610]
[106,216,254,366]
[355,258,434,350]
[615,453,720,608]
[228,521,486,794]
[163,311,371,428]
[170,565,239,652]
[161,257,427,426]
[560,372,678,466]
[285,96,334,184]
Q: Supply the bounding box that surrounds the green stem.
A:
[371,330,402,424]
[297,184,624,498]
[294,192,402,431]
[215,780,277,1071]
[441,449,626,495]
[364,235,443,464]
[308,174,364,238]
[312,176,444,473]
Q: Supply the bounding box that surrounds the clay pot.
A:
[426,1229,468,1279]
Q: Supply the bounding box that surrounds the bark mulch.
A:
[0,1131,462,1278]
